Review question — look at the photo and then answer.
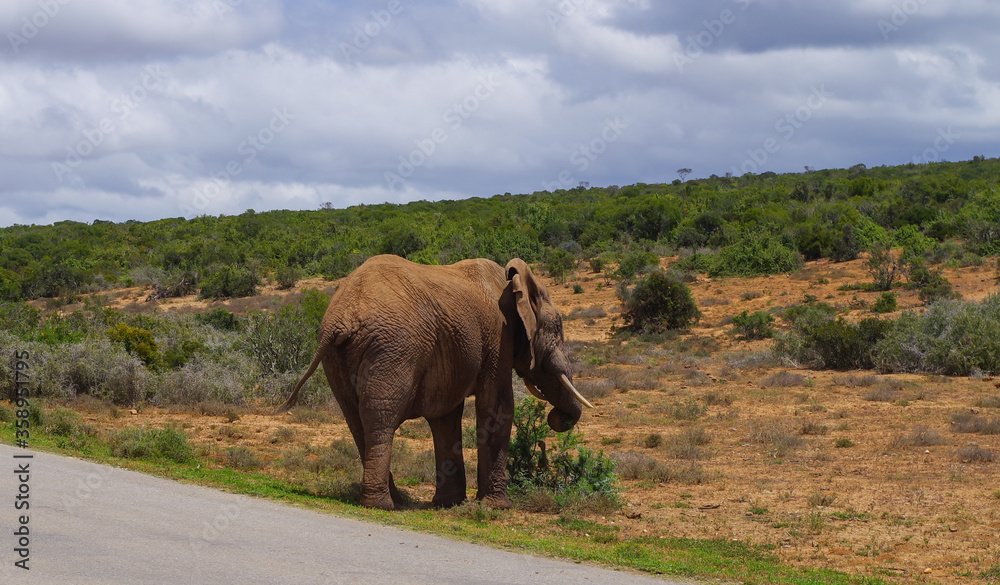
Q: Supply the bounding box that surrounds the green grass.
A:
[2,411,886,585]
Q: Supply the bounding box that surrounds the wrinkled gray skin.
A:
[278,255,589,511]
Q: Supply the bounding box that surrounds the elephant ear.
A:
[506,258,539,370]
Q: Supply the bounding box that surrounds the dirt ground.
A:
[61,256,1000,584]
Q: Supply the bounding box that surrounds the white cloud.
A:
[1,0,999,226]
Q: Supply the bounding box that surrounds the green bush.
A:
[873,295,1000,375]
[543,248,576,283]
[275,266,302,290]
[619,270,700,333]
[107,323,160,369]
[507,398,619,508]
[199,265,261,299]
[731,310,776,339]
[872,292,898,314]
[708,232,802,277]
[240,290,330,375]
[776,316,893,370]
[615,249,659,283]
[866,239,899,291]
[196,308,241,331]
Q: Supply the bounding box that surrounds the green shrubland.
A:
[0,158,997,302]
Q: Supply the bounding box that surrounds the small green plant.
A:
[507,398,619,508]
[643,433,663,448]
[871,292,897,314]
[834,438,855,448]
[572,284,584,294]
[730,310,775,339]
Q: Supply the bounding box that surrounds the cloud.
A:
[0,0,998,227]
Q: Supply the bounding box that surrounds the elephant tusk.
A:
[560,374,594,409]
[524,380,546,401]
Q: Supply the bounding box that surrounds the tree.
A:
[677,168,692,182]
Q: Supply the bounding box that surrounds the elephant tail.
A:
[275,350,324,415]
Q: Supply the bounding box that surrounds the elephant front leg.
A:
[427,403,467,508]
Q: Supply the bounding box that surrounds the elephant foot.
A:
[360,491,395,511]
[476,492,512,510]
[431,492,466,509]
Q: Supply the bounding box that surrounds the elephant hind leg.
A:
[427,402,467,508]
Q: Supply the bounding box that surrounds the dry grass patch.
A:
[832,373,880,388]
[957,445,997,463]
[760,371,809,388]
[951,412,1000,434]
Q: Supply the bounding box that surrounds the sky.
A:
[1,0,998,227]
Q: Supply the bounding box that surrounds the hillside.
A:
[2,157,1000,303]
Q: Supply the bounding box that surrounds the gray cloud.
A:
[0,0,998,226]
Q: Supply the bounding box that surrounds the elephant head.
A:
[503,258,593,432]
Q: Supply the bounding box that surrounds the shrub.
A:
[52,339,151,405]
[873,295,1000,375]
[110,426,194,463]
[615,249,659,282]
[731,310,776,339]
[588,257,606,274]
[507,398,619,507]
[619,270,701,333]
[777,316,893,370]
[866,239,898,291]
[226,446,263,470]
[196,308,241,331]
[543,248,576,283]
[275,266,302,290]
[708,232,803,277]
[240,292,329,375]
[155,356,251,405]
[106,323,159,369]
[199,265,261,299]
[872,292,897,314]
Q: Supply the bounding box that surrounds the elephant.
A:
[277,254,592,511]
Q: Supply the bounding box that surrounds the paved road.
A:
[1,444,687,585]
